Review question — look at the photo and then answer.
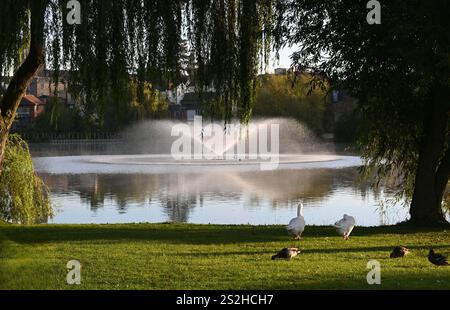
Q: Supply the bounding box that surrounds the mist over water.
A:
[118,117,330,155]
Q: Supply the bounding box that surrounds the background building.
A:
[15,95,46,128]
[165,83,212,122]
[26,68,74,108]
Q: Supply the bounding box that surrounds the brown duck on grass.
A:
[271,248,300,260]
[390,246,410,258]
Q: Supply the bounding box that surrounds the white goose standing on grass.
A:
[286,203,306,240]
[334,214,356,240]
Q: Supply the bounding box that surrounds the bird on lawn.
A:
[286,203,305,240]
[428,249,449,266]
[271,248,301,260]
[390,246,410,258]
[334,214,356,240]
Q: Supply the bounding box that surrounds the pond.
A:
[30,119,413,226]
[33,154,409,226]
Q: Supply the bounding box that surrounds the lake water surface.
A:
[33,152,410,226]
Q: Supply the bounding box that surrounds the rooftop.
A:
[21,95,45,107]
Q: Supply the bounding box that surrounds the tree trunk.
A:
[0,130,8,170]
[0,0,46,172]
[409,83,450,226]
[435,147,450,207]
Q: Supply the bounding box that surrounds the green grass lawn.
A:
[1,222,449,290]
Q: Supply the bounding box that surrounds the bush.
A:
[334,112,359,143]
[0,134,52,224]
[253,74,327,134]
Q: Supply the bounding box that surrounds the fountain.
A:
[33,117,362,174]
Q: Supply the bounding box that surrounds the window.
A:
[187,110,196,121]
[332,90,339,103]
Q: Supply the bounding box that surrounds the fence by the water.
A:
[18,132,122,143]
[48,138,122,145]
[22,132,125,157]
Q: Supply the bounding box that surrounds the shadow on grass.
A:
[240,272,450,289]
[300,244,450,255]
[159,243,450,259]
[0,223,448,247]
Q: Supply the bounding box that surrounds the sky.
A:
[266,45,298,73]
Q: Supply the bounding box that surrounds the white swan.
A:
[286,203,306,240]
[334,214,355,240]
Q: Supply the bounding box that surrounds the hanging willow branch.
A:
[1,0,277,127]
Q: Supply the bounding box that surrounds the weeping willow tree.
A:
[0,135,52,224]
[0,0,275,171]
[275,0,450,226]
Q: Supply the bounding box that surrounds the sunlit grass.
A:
[0,223,449,289]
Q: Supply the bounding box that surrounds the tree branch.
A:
[0,0,46,124]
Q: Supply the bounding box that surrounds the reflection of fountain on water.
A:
[40,168,411,226]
